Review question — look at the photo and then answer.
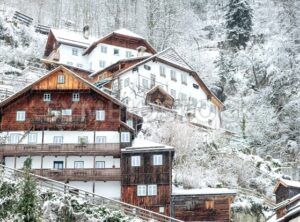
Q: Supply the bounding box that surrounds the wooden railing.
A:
[31,168,121,181]
[0,164,183,222]
[32,115,86,125]
[0,143,120,156]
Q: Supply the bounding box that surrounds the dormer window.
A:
[72,48,78,56]
[43,93,51,102]
[57,75,65,84]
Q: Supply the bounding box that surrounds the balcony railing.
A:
[31,168,121,181]
[0,143,120,156]
[32,115,87,125]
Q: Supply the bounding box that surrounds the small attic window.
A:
[114,48,120,56]
[57,75,65,84]
[144,65,151,70]
[193,83,199,89]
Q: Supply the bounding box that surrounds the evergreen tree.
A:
[17,157,40,222]
[225,0,253,50]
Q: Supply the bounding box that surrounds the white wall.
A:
[0,131,120,145]
[95,181,121,199]
[58,45,89,70]
[116,60,221,129]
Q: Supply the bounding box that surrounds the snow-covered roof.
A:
[121,139,174,153]
[274,194,300,210]
[51,28,97,48]
[114,28,144,39]
[274,179,300,193]
[276,198,300,222]
[172,187,236,196]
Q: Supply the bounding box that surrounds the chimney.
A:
[83,25,90,39]
[137,46,146,57]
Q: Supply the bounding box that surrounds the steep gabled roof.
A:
[0,66,126,109]
[274,179,300,193]
[83,28,156,55]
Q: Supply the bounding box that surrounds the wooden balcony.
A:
[31,168,121,181]
[32,115,87,128]
[0,143,120,156]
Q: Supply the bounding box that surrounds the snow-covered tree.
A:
[225,0,253,50]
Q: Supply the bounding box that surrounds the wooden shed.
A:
[171,188,236,222]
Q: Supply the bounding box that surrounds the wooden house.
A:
[171,188,236,222]
[0,65,140,199]
[121,139,175,215]
[274,179,300,221]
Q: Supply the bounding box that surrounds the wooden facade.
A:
[121,147,174,215]
[171,193,236,222]
[146,86,174,109]
[274,180,300,204]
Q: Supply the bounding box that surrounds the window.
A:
[78,136,88,144]
[77,63,83,68]
[53,136,63,144]
[210,105,216,114]
[170,70,177,81]
[57,75,65,84]
[96,136,106,144]
[28,133,37,144]
[191,97,197,107]
[95,161,105,168]
[10,134,20,144]
[153,155,163,166]
[126,51,132,58]
[148,185,157,196]
[193,83,199,89]
[137,185,147,196]
[170,89,176,99]
[181,73,187,85]
[121,132,130,143]
[160,66,166,77]
[16,111,26,121]
[74,161,84,169]
[96,110,105,121]
[101,45,107,53]
[62,109,72,116]
[53,161,64,169]
[99,60,106,68]
[89,62,93,70]
[142,78,149,89]
[112,81,119,91]
[205,200,214,209]
[179,93,187,101]
[72,93,80,102]
[144,65,151,70]
[43,93,51,102]
[72,48,78,56]
[127,119,133,127]
[114,48,120,56]
[124,78,130,87]
[201,100,207,109]
[66,61,73,66]
[131,155,141,167]
[159,207,165,214]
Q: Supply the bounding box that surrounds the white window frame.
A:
[10,133,21,144]
[76,63,83,68]
[181,73,187,85]
[16,111,26,122]
[72,48,78,56]
[74,161,84,169]
[96,110,105,121]
[147,184,157,196]
[101,45,107,53]
[62,109,72,116]
[142,78,149,89]
[28,133,37,144]
[99,60,106,68]
[126,51,132,58]
[170,89,176,99]
[43,93,51,102]
[96,136,107,144]
[53,161,64,169]
[78,136,88,144]
[53,136,63,144]
[121,132,130,143]
[131,155,141,167]
[114,48,120,56]
[66,61,73,66]
[124,78,130,87]
[72,93,80,102]
[137,185,147,196]
[160,66,166,77]
[95,161,105,168]
[170,70,177,81]
[57,75,65,84]
[153,154,163,166]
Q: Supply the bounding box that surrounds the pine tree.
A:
[17,157,40,222]
[225,0,253,50]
